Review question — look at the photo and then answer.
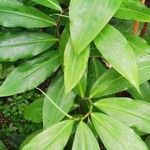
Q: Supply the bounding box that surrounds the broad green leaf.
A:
[32,0,62,12]
[72,121,100,150]
[126,34,150,57]
[69,0,122,54]
[94,25,139,90]
[129,82,150,102]
[115,1,150,22]
[22,120,73,150]
[90,57,150,98]
[64,39,90,94]
[91,113,148,150]
[24,99,43,123]
[0,51,60,97]
[0,32,58,62]
[94,98,150,133]
[0,0,56,28]
[43,74,76,128]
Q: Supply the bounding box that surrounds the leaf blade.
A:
[69,0,122,54]
[94,98,150,133]
[0,32,58,62]
[72,121,100,150]
[22,120,73,150]
[91,113,148,150]
[0,51,60,96]
[94,25,139,90]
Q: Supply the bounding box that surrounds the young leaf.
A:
[24,99,43,123]
[115,1,150,22]
[91,113,148,150]
[0,51,60,97]
[94,98,150,133]
[0,32,58,62]
[72,121,100,150]
[22,120,73,150]
[90,57,150,98]
[0,0,56,28]
[64,39,90,94]
[94,25,139,90]
[32,0,62,12]
[69,0,122,54]
[43,74,76,128]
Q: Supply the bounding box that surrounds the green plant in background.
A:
[1,0,150,149]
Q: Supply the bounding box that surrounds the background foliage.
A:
[1,0,150,150]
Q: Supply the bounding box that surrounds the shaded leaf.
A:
[74,70,87,98]
[24,99,43,123]
[43,74,76,128]
[90,57,150,98]
[129,82,150,102]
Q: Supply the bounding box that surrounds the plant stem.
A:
[140,22,148,37]
[133,0,146,34]
[36,87,73,120]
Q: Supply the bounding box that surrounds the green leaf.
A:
[20,130,42,149]
[0,32,58,62]
[24,99,43,123]
[74,70,87,98]
[0,51,60,97]
[145,136,150,149]
[69,0,122,54]
[59,24,70,65]
[72,121,100,150]
[128,82,150,102]
[43,74,76,128]
[90,57,150,98]
[0,0,56,28]
[115,1,150,22]
[64,39,90,94]
[126,34,150,57]
[32,0,62,12]
[94,25,139,90]
[22,120,73,150]
[94,98,150,133]
[0,141,6,150]
[86,58,105,96]
[91,113,148,150]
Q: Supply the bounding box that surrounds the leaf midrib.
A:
[0,38,57,48]
[95,103,150,123]
[0,8,55,25]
